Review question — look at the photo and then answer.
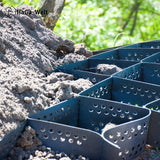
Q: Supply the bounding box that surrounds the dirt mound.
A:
[0,4,93,139]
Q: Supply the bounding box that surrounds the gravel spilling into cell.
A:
[7,126,89,160]
[96,64,122,75]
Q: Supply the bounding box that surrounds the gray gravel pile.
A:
[96,64,122,75]
[7,126,89,160]
[0,4,93,139]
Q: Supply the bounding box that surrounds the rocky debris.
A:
[56,39,75,56]
[16,126,42,150]
[96,64,122,75]
[0,4,94,139]
[0,66,93,139]
[74,43,93,57]
[7,126,89,160]
[56,53,86,66]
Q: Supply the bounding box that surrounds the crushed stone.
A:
[96,64,122,75]
[0,4,93,139]
[7,126,89,160]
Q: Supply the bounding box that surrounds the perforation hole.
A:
[43,115,47,119]
[124,131,128,135]
[128,134,132,139]
[70,153,75,158]
[41,128,45,132]
[132,147,135,151]
[92,78,96,83]
[117,108,122,112]
[104,111,109,115]
[137,125,141,130]
[52,136,57,141]
[127,90,131,94]
[119,152,122,157]
[148,94,152,98]
[49,129,54,133]
[99,122,104,127]
[68,138,74,143]
[125,149,129,154]
[105,89,108,94]
[145,89,149,93]
[49,113,53,116]
[77,140,82,145]
[55,110,58,114]
[117,132,121,137]
[91,91,94,96]
[134,132,138,136]
[101,105,106,109]
[93,104,98,108]
[122,155,126,160]
[100,87,103,91]
[61,108,64,112]
[125,110,129,114]
[60,137,65,142]
[131,128,135,133]
[94,127,99,131]
[97,110,101,114]
[65,132,71,137]
[67,105,70,109]
[91,122,95,126]
[114,138,118,143]
[120,113,125,118]
[121,137,125,141]
[89,108,94,113]
[144,123,147,128]
[152,90,156,95]
[112,113,117,117]
[133,111,137,116]
[134,91,137,95]
[128,115,133,120]
[137,87,141,91]
[74,135,79,139]
[123,85,127,89]
[82,136,87,141]
[57,130,63,135]
[109,135,114,139]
